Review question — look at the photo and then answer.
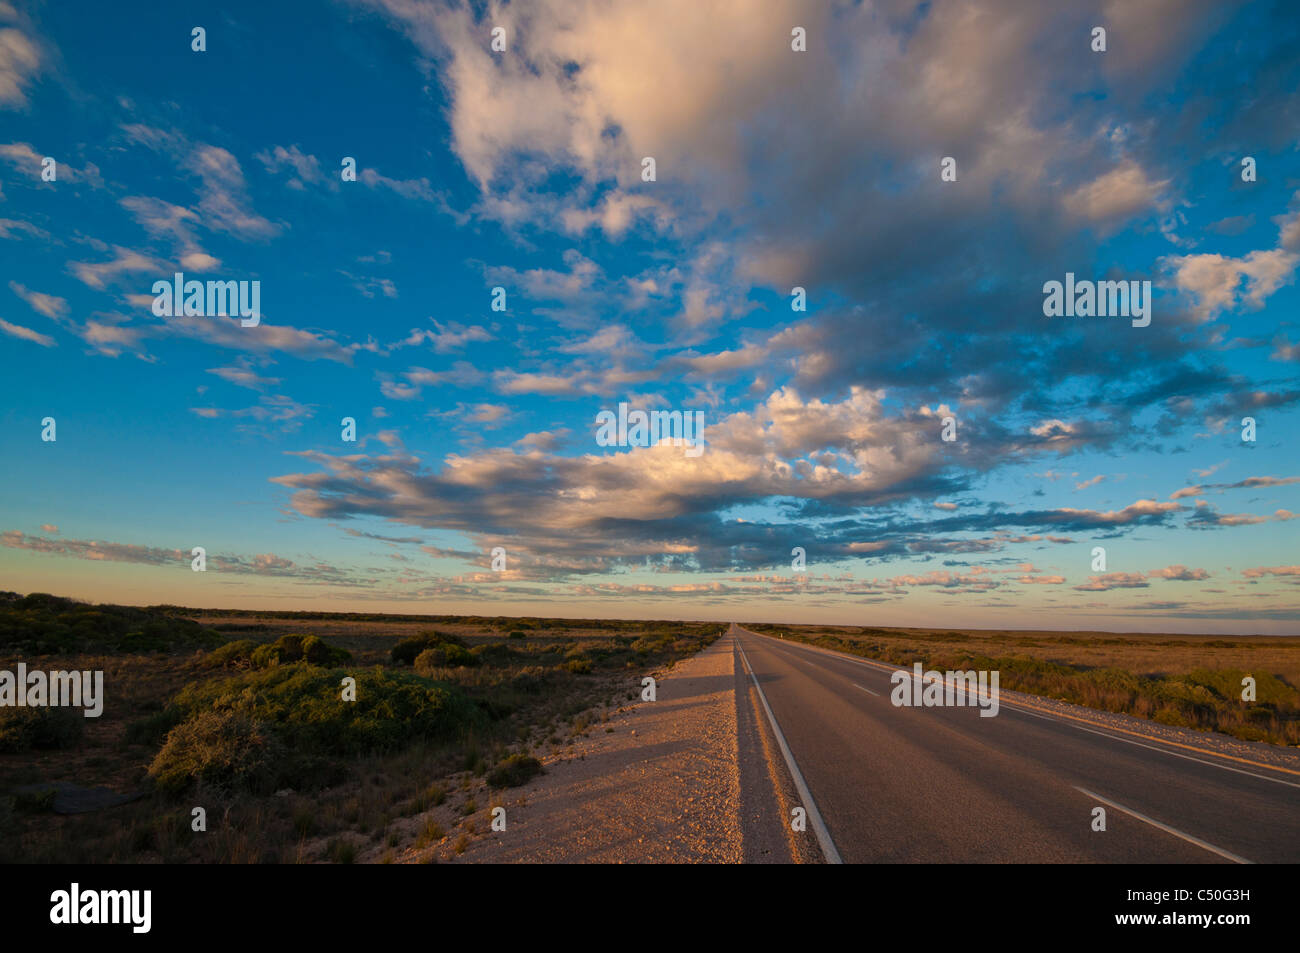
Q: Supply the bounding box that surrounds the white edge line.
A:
[735,634,844,864]
[1072,786,1254,865]
[1012,703,1300,790]
[749,628,1300,790]
[853,683,881,697]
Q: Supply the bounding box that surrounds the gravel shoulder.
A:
[452,631,750,863]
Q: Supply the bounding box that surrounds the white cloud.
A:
[1163,248,1299,321]
[0,316,54,346]
[1063,159,1169,226]
[9,281,67,318]
[0,27,40,108]
[69,245,167,290]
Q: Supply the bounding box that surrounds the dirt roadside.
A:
[442,630,815,863]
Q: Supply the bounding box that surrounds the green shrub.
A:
[391,630,465,665]
[249,644,280,669]
[0,593,223,655]
[1184,668,1292,705]
[273,634,306,661]
[445,643,476,666]
[632,634,674,655]
[563,657,592,674]
[487,754,544,788]
[301,634,351,666]
[471,642,516,664]
[414,644,478,673]
[390,636,427,666]
[210,634,350,670]
[124,705,184,746]
[204,639,258,668]
[412,647,439,674]
[507,630,526,640]
[0,706,83,752]
[151,664,483,794]
[148,709,286,796]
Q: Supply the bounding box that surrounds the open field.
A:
[5,591,1297,866]
[0,593,718,863]
[744,622,1300,747]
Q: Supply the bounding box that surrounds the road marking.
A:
[735,633,844,864]
[1072,786,1253,865]
[853,683,880,697]
[1010,703,1300,790]
[740,626,1300,787]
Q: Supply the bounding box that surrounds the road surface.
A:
[730,623,1300,863]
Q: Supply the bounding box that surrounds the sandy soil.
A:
[447,631,748,863]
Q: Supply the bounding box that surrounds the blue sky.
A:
[1,0,1298,632]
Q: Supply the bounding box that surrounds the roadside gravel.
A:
[452,631,745,863]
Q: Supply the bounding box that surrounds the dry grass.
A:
[1,607,719,863]
[749,623,1300,746]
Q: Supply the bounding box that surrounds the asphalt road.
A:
[730,623,1300,863]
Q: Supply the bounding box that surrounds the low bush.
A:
[148,709,285,796]
[414,644,478,673]
[0,706,83,752]
[470,642,516,664]
[301,634,351,666]
[124,706,184,747]
[486,754,544,788]
[391,630,466,666]
[204,639,259,669]
[204,634,350,670]
[0,593,223,655]
[392,629,470,665]
[149,664,482,795]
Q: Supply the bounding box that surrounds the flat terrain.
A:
[0,595,718,863]
[445,624,1299,863]
[5,594,1298,863]
[732,624,1300,863]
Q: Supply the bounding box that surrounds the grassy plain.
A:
[0,593,718,862]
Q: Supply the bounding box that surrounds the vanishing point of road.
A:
[729,623,1300,863]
